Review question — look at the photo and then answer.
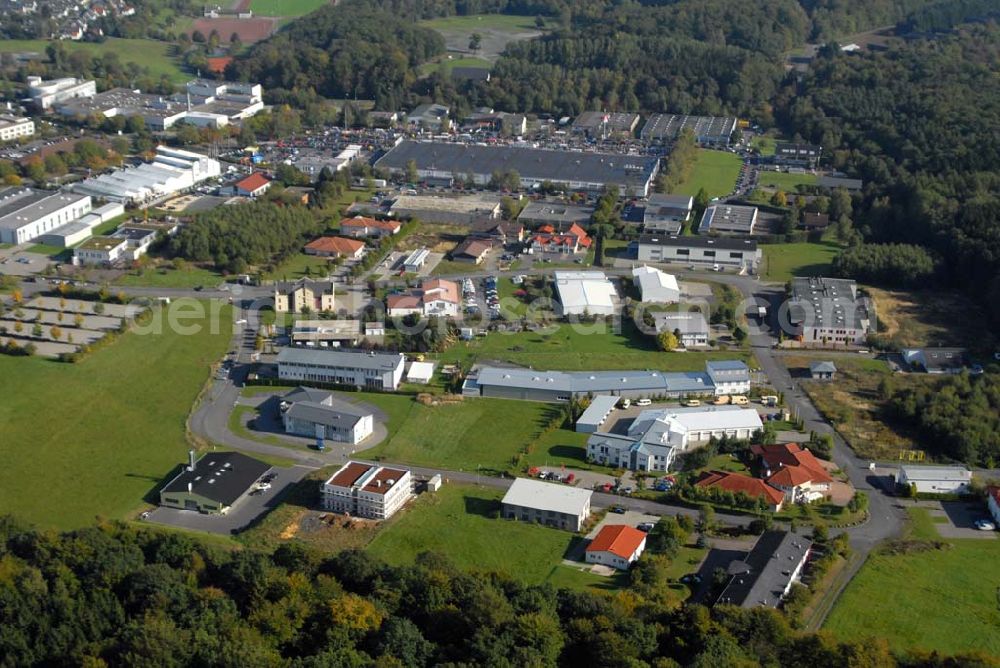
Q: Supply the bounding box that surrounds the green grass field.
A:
[366,397,558,473]
[0,300,232,530]
[757,171,819,191]
[265,253,336,282]
[761,241,840,282]
[436,322,752,371]
[672,150,743,199]
[249,0,330,17]
[750,135,776,156]
[419,14,540,32]
[367,484,623,593]
[824,507,1000,656]
[0,38,188,83]
[115,263,224,289]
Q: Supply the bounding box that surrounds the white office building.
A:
[277,348,406,391]
[26,76,96,110]
[321,461,412,519]
[0,115,35,142]
[501,478,592,531]
[653,311,709,347]
[0,187,92,244]
[896,465,972,495]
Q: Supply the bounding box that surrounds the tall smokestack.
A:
[188,449,196,472]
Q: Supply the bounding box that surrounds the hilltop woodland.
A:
[0,518,996,667]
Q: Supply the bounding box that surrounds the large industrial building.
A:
[26,76,96,110]
[787,277,873,346]
[277,348,406,391]
[375,141,660,197]
[554,271,617,316]
[636,235,761,271]
[465,359,750,402]
[639,114,737,145]
[0,187,92,244]
[72,145,221,205]
[159,450,271,515]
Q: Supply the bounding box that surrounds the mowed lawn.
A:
[0,300,232,529]
[249,0,330,17]
[368,484,621,592]
[761,241,840,282]
[672,149,742,199]
[757,171,819,191]
[419,14,540,32]
[824,508,1000,656]
[437,322,752,371]
[115,263,224,289]
[366,397,558,473]
[0,38,188,83]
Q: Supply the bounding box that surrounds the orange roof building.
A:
[530,221,592,254]
[695,470,785,511]
[304,236,366,259]
[386,279,460,317]
[234,172,271,197]
[751,443,833,503]
[206,56,234,75]
[585,524,647,570]
[340,216,402,238]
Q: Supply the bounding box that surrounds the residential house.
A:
[320,461,413,519]
[652,312,710,347]
[279,386,374,445]
[304,236,366,260]
[801,212,830,231]
[694,471,785,511]
[451,238,491,264]
[896,465,972,495]
[470,219,524,245]
[234,172,271,198]
[501,478,592,531]
[386,279,460,318]
[273,278,336,314]
[530,222,592,255]
[809,361,837,380]
[632,265,680,303]
[340,216,401,239]
[159,450,270,514]
[586,525,647,570]
[277,348,406,390]
[751,443,833,504]
[715,531,813,608]
[587,406,763,472]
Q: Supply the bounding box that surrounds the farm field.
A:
[249,0,330,17]
[824,507,1000,656]
[757,171,819,191]
[436,322,753,371]
[367,484,622,593]
[671,150,742,199]
[0,38,188,83]
[0,300,232,530]
[761,241,840,282]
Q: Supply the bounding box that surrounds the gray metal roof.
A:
[899,465,971,481]
[285,400,366,430]
[653,312,709,335]
[638,234,758,252]
[699,204,757,234]
[716,531,813,608]
[282,386,331,404]
[809,361,837,373]
[276,347,404,371]
[375,140,658,190]
[640,114,736,141]
[502,477,592,515]
[0,187,89,231]
[576,395,621,427]
[476,366,713,394]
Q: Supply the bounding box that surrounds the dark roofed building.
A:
[817,175,863,191]
[279,386,374,445]
[159,451,271,514]
[451,67,491,82]
[451,238,492,264]
[773,142,821,168]
[640,114,737,145]
[714,531,813,609]
[801,212,830,230]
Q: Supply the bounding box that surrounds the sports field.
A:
[824,507,1000,656]
[672,150,742,199]
[0,300,232,529]
[249,0,330,17]
[761,241,840,282]
[0,38,188,83]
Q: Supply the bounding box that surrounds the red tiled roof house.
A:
[751,443,833,504]
[695,470,785,512]
[586,524,647,570]
[304,236,366,260]
[340,216,402,239]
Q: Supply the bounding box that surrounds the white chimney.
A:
[187,482,192,493]
[188,449,196,472]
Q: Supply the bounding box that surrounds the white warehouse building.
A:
[72,146,221,205]
[0,187,92,245]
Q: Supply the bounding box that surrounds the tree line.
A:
[0,517,995,667]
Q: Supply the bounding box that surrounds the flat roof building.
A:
[637,234,761,270]
[321,461,413,519]
[26,76,96,110]
[652,311,710,348]
[0,115,35,142]
[375,140,659,197]
[897,465,972,495]
[640,114,737,145]
[699,204,758,236]
[501,478,592,531]
[554,271,617,316]
[517,200,594,227]
[571,111,641,138]
[277,348,406,391]
[773,142,821,168]
[575,395,621,434]
[72,145,221,205]
[787,277,872,346]
[389,194,501,225]
[291,319,363,347]
[159,450,271,515]
[642,193,694,233]
[0,187,92,245]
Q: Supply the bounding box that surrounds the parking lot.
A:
[144,465,313,535]
[920,500,998,540]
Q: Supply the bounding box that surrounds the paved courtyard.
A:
[920,500,998,540]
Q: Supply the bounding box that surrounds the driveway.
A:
[144,464,313,535]
[922,500,998,540]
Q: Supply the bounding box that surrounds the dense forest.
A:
[0,518,995,667]
[777,23,1000,327]
[885,372,1000,467]
[168,202,321,273]
[832,243,938,287]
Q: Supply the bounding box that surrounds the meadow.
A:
[672,150,742,199]
[761,241,840,282]
[0,38,188,83]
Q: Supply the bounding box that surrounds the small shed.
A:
[575,395,621,433]
[426,474,443,492]
[809,361,837,380]
[407,361,436,385]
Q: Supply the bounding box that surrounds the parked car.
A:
[636,398,652,407]
[974,519,996,531]
[681,399,701,407]
[637,522,655,532]
[609,505,627,514]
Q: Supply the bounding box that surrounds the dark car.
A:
[609,505,627,514]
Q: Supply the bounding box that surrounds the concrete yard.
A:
[921,500,998,540]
